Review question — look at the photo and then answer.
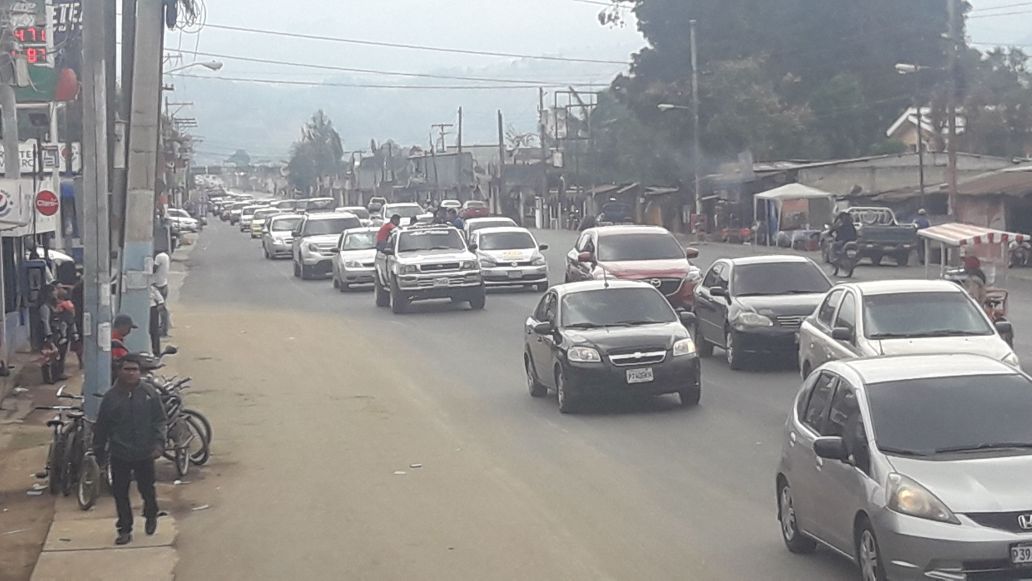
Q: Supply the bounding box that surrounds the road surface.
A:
[164,222,1029,580]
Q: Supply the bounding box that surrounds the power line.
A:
[173,73,605,90]
[199,22,628,65]
[969,1,1032,12]
[968,8,1032,18]
[165,48,613,85]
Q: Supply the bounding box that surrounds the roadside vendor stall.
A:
[753,184,836,248]
[919,222,1028,281]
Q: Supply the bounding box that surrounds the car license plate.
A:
[434,277,449,288]
[626,368,654,384]
[1012,543,1032,566]
[508,271,523,279]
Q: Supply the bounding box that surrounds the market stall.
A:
[753,183,836,247]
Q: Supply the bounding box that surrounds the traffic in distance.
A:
[204,189,1032,581]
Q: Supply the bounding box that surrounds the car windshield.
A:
[341,208,370,219]
[864,292,993,339]
[469,219,516,233]
[732,262,831,296]
[398,230,465,252]
[464,201,487,209]
[867,374,1032,456]
[386,205,423,218]
[597,233,684,262]
[342,232,376,250]
[303,217,360,236]
[254,210,278,220]
[306,199,335,211]
[562,288,677,328]
[168,209,188,218]
[270,217,301,232]
[480,232,535,251]
[242,207,259,217]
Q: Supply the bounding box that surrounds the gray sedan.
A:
[776,354,1032,581]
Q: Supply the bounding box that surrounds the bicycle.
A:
[35,386,105,510]
[154,376,213,466]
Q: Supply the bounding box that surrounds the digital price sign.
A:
[11,25,49,65]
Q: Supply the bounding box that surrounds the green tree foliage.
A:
[959,47,1032,158]
[601,0,952,163]
[286,110,344,194]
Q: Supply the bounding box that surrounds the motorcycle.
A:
[823,229,859,277]
[1009,240,1031,268]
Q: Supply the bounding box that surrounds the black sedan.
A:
[524,280,701,413]
[692,255,832,370]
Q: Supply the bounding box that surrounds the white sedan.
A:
[470,226,549,291]
[332,227,378,291]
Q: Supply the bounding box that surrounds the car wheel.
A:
[725,329,743,370]
[694,324,713,358]
[535,282,549,292]
[678,384,700,407]
[525,354,547,398]
[778,479,817,554]
[300,264,312,280]
[332,276,339,289]
[374,277,390,307]
[895,252,910,267]
[871,253,883,266]
[293,261,301,278]
[556,367,578,414]
[339,280,349,293]
[468,288,486,310]
[856,520,888,581]
[390,278,408,314]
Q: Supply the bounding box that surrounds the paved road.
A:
[164,222,1029,580]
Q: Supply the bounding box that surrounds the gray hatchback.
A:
[776,354,1032,581]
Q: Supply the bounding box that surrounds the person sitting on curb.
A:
[93,354,167,546]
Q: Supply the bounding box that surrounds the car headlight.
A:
[1003,352,1021,368]
[531,256,547,266]
[344,260,363,269]
[400,264,419,275]
[734,312,774,327]
[479,258,495,268]
[460,260,477,270]
[567,346,602,363]
[672,337,696,357]
[303,243,317,253]
[886,473,959,524]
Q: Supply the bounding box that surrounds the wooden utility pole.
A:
[81,0,114,415]
[946,0,960,218]
[497,110,505,215]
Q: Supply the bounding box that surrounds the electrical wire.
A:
[163,47,616,85]
[198,22,628,65]
[171,73,607,90]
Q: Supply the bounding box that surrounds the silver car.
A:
[470,226,549,291]
[332,227,377,291]
[262,214,302,259]
[776,354,1032,581]
[798,279,1019,378]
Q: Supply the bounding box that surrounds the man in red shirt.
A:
[375,214,401,252]
[111,314,137,363]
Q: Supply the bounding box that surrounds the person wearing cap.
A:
[376,214,401,252]
[913,209,931,263]
[111,314,137,364]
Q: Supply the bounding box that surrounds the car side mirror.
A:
[577,251,595,264]
[381,248,395,256]
[709,286,728,298]
[679,311,697,327]
[161,345,178,356]
[995,320,1013,336]
[532,321,555,335]
[539,244,549,251]
[685,247,700,259]
[814,436,849,462]
[291,229,301,237]
[468,243,478,251]
[831,327,853,342]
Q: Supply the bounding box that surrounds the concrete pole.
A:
[946,0,959,218]
[690,19,703,234]
[81,0,113,416]
[0,0,19,371]
[120,0,163,353]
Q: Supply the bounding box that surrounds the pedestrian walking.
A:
[38,284,74,383]
[913,209,931,264]
[149,285,164,356]
[93,354,167,546]
[153,250,171,336]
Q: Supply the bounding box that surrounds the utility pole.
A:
[946,0,960,218]
[497,110,505,215]
[689,19,703,234]
[0,0,20,374]
[457,107,463,153]
[121,0,164,353]
[539,88,550,227]
[81,0,113,415]
[915,79,926,209]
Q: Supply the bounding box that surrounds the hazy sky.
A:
[166,0,1032,160]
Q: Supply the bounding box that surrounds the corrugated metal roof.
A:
[957,164,1032,197]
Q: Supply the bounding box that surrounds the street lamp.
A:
[165,60,224,75]
[658,102,702,234]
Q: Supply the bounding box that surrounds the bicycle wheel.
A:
[61,431,81,497]
[46,437,65,495]
[77,454,101,511]
[184,416,210,466]
[174,446,190,478]
[182,409,213,446]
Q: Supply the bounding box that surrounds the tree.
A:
[226,149,251,167]
[286,110,345,195]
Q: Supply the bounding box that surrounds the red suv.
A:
[564,226,702,310]
[459,200,490,219]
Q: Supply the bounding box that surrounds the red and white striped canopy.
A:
[918,222,1029,247]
